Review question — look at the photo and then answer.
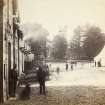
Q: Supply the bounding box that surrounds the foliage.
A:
[70,25,105,60]
[83,26,105,60]
[24,23,49,60]
[69,26,82,60]
[51,35,67,59]
[70,26,81,49]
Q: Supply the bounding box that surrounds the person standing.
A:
[66,63,68,71]
[37,66,46,95]
[56,67,60,74]
[98,61,101,67]
[9,64,18,97]
[20,83,31,100]
[95,61,96,67]
[71,64,73,70]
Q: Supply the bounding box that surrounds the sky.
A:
[18,0,105,40]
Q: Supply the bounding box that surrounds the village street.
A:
[1,0,105,104]
[2,64,105,105]
[46,65,105,87]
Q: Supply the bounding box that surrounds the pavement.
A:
[27,65,105,88]
[3,86,105,105]
[1,65,105,105]
[46,66,105,87]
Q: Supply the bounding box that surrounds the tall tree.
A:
[51,35,67,59]
[69,26,82,60]
[83,26,105,60]
[70,25,105,60]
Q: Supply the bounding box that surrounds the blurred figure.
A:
[71,64,73,70]
[49,64,51,67]
[45,64,50,80]
[46,64,49,71]
[95,61,96,67]
[37,66,46,95]
[49,64,54,72]
[9,64,18,97]
[98,61,101,67]
[56,67,60,74]
[66,63,68,71]
[20,83,31,100]
[46,64,49,74]
[81,63,84,68]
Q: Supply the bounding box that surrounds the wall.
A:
[3,0,14,101]
[0,0,25,102]
[0,0,3,103]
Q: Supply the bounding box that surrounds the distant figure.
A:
[49,64,51,67]
[66,63,68,71]
[37,66,46,95]
[49,64,53,72]
[81,63,84,68]
[75,62,77,67]
[45,64,50,80]
[9,64,18,97]
[71,64,73,70]
[20,84,31,100]
[46,64,49,71]
[46,64,49,75]
[98,61,101,67]
[56,67,60,74]
[95,61,96,67]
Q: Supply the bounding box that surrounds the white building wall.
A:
[95,46,105,66]
[19,50,23,76]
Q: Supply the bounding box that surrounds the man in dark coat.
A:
[9,64,18,97]
[95,61,96,67]
[66,63,68,71]
[37,66,46,95]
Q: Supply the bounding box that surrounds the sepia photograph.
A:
[0,0,105,104]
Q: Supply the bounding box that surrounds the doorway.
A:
[8,43,11,97]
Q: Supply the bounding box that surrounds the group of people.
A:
[9,64,47,99]
[56,63,74,74]
[9,62,76,99]
[19,65,47,100]
[66,63,74,71]
[95,61,102,67]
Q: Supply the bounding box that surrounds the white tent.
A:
[95,46,105,66]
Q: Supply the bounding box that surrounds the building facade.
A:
[0,0,25,102]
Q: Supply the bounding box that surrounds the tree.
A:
[51,35,67,59]
[83,26,105,60]
[23,23,49,63]
[69,26,82,60]
[70,26,81,48]
[70,25,105,60]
